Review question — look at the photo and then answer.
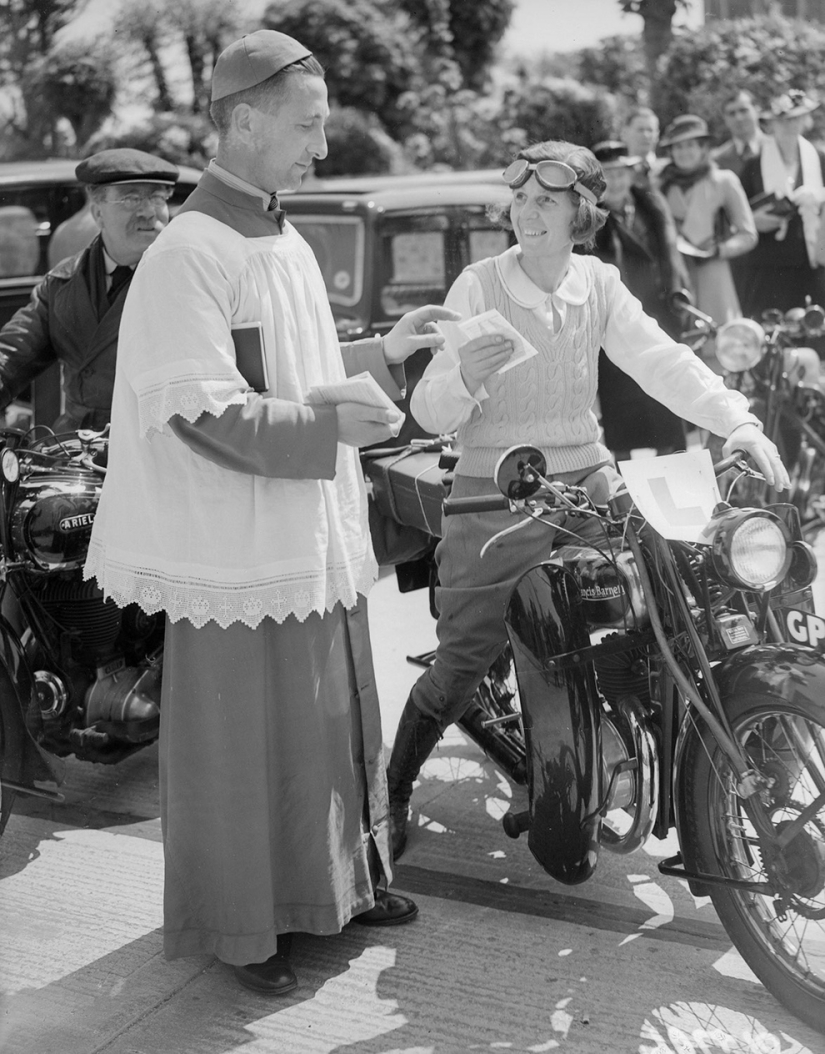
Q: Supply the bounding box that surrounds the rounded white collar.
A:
[493,245,591,308]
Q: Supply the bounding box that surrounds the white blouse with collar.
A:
[411,247,757,442]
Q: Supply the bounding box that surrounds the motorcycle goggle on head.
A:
[503,159,601,205]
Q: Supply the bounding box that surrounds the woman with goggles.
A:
[385,139,790,860]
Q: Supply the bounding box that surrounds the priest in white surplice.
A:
[85,30,459,995]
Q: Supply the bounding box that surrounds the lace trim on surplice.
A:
[85,539,379,629]
[137,374,249,438]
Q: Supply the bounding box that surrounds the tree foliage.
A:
[0,0,89,155]
[499,76,617,151]
[656,14,825,139]
[262,0,421,135]
[116,0,244,114]
[578,35,647,102]
[26,38,117,148]
[399,0,514,91]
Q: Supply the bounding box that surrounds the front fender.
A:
[505,562,602,885]
[673,642,825,883]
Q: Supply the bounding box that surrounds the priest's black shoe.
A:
[353,888,419,926]
[232,934,297,994]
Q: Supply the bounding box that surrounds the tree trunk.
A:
[142,31,174,111]
[641,0,678,83]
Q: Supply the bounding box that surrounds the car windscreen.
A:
[288,214,365,309]
[0,183,86,276]
[377,213,449,317]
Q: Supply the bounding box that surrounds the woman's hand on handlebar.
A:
[459,333,514,396]
[721,423,790,492]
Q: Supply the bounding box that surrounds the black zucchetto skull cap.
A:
[75,149,179,187]
[211,30,313,101]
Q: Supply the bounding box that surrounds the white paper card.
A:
[306,372,405,435]
[437,309,539,375]
[618,450,722,542]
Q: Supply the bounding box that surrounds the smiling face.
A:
[90,182,171,265]
[510,175,578,257]
[240,74,329,193]
[670,138,708,172]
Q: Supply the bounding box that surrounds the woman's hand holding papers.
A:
[459,333,514,396]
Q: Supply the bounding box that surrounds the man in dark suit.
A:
[711,89,764,177]
[588,140,691,459]
[0,148,179,431]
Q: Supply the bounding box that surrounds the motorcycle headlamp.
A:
[715,318,766,372]
[703,507,792,591]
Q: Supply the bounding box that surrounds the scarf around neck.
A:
[658,160,713,196]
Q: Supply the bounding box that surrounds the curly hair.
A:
[488,140,608,249]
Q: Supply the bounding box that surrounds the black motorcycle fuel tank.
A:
[10,467,101,570]
[504,561,602,884]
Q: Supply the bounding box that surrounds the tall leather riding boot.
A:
[386,696,442,860]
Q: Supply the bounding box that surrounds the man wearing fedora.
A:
[0,148,179,431]
[85,30,458,994]
[737,89,825,324]
[587,139,690,459]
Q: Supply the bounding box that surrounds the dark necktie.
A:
[107,264,133,305]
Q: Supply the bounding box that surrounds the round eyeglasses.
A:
[106,188,174,211]
[502,159,599,205]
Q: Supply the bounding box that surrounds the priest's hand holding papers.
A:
[307,372,406,447]
[434,309,538,396]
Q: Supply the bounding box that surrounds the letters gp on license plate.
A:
[782,607,825,649]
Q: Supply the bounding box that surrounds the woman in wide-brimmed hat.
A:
[657,114,756,338]
[586,139,690,459]
[737,89,825,323]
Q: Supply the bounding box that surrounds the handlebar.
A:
[442,494,510,516]
[712,449,752,477]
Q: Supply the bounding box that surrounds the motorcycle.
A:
[0,427,163,838]
[677,290,825,535]
[370,440,825,1032]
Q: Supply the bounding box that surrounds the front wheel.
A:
[680,692,825,1033]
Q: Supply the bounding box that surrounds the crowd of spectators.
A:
[592,86,825,456]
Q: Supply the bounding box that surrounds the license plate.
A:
[781,607,825,648]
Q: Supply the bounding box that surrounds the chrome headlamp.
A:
[715,318,765,372]
[701,507,792,592]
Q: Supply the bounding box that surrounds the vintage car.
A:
[0,159,201,423]
[284,170,514,442]
[1,164,512,427]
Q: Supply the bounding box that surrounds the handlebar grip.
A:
[442,494,510,516]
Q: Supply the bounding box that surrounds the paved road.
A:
[1,567,824,1053]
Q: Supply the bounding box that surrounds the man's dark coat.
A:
[589,184,690,453]
[0,234,127,429]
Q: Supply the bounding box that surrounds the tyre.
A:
[0,688,24,838]
[680,692,825,1033]
[457,646,527,784]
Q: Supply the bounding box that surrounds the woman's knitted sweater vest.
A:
[455,255,612,478]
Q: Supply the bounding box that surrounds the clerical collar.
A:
[208,160,277,209]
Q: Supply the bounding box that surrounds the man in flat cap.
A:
[0,148,179,431]
[86,31,457,993]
